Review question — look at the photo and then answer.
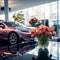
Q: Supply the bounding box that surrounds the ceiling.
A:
[0,0,57,14]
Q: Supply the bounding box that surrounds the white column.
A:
[4,0,9,21]
[57,0,59,60]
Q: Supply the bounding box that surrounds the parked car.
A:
[0,21,34,44]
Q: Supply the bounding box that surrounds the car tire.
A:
[8,32,19,45]
[8,44,19,54]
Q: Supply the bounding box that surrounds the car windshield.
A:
[4,21,29,32]
[4,21,24,27]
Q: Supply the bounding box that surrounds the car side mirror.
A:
[0,25,5,29]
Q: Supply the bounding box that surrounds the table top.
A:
[0,37,60,60]
[26,41,59,60]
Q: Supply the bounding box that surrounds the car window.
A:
[0,23,4,26]
[4,22,21,27]
[0,23,5,28]
[4,22,15,27]
[4,21,28,30]
[4,21,25,27]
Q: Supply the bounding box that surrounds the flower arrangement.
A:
[29,17,38,27]
[30,25,56,48]
[13,11,25,23]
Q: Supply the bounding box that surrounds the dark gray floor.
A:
[0,54,37,60]
[0,40,9,48]
[0,39,37,60]
[0,39,57,60]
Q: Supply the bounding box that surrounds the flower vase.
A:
[36,48,51,60]
[37,35,49,49]
[31,23,35,27]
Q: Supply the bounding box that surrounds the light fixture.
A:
[1,7,11,11]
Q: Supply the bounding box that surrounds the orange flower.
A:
[45,31,49,36]
[49,26,55,32]
[30,29,36,34]
[31,34,35,38]
[52,31,56,36]
[30,25,56,39]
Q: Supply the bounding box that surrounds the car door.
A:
[0,23,7,39]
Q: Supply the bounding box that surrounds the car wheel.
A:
[8,44,19,54]
[8,32,18,44]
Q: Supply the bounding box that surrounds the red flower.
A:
[52,31,56,36]
[30,25,56,39]
[49,26,55,33]
[29,17,38,25]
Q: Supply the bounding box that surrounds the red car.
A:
[0,21,34,44]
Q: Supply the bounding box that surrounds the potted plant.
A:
[30,25,56,49]
[29,17,38,27]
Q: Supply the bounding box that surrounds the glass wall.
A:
[58,0,60,24]
[0,1,59,27]
[0,14,5,20]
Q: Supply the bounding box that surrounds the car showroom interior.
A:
[0,0,60,60]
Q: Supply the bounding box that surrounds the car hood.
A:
[24,26,35,30]
[8,27,29,32]
[15,27,30,32]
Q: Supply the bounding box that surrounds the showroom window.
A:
[0,1,59,27]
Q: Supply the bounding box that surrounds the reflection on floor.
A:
[0,39,38,60]
[0,39,59,60]
[0,40,9,48]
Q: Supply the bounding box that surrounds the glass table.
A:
[25,37,60,60]
[0,37,59,60]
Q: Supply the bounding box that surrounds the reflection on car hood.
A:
[24,26,35,30]
[15,27,29,32]
[26,27,35,29]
